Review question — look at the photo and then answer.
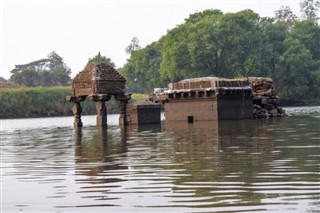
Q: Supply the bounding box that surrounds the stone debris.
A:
[245,77,286,118]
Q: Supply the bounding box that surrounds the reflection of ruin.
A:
[67,62,131,127]
[163,120,276,198]
[74,127,128,177]
[165,121,220,153]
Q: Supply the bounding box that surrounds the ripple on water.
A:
[1,112,320,212]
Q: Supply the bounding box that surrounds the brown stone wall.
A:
[164,99,218,122]
[217,96,253,120]
[74,87,93,96]
[96,81,125,94]
[126,102,161,125]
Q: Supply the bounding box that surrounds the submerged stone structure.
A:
[125,101,161,125]
[245,77,286,118]
[67,63,285,127]
[150,77,253,122]
[66,62,131,127]
[149,76,286,122]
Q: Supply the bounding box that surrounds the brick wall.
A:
[126,102,161,125]
[217,96,253,120]
[164,99,218,122]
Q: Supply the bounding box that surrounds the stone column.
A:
[115,93,131,126]
[89,94,111,127]
[95,101,107,126]
[118,100,127,125]
[66,96,86,128]
[72,102,83,127]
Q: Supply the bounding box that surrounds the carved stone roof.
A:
[71,62,126,96]
[73,63,125,83]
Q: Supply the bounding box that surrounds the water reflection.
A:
[74,126,128,189]
[69,118,320,211]
[1,113,319,212]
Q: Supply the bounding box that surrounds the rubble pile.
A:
[246,77,286,118]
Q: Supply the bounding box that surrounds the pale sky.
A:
[1,0,301,79]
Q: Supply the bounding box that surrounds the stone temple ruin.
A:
[150,77,253,122]
[67,61,285,127]
[149,77,286,122]
[66,62,131,127]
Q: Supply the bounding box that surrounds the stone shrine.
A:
[66,62,131,127]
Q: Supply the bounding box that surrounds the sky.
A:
[0,0,301,80]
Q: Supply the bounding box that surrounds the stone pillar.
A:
[115,93,131,126]
[95,101,107,126]
[72,102,83,127]
[119,100,127,126]
[66,96,86,128]
[88,94,111,127]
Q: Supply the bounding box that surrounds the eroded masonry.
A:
[149,77,286,122]
[66,62,161,127]
[66,63,131,127]
[67,61,285,126]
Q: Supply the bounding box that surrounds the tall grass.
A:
[0,86,148,119]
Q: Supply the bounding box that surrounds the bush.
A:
[0,86,148,119]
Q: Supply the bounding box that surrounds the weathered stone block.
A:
[125,101,161,125]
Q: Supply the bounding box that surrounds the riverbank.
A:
[0,86,148,119]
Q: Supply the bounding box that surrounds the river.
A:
[1,106,320,212]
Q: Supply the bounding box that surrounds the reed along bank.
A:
[0,86,148,119]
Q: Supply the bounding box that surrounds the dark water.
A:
[1,107,320,213]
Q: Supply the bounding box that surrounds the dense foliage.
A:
[0,87,148,119]
[120,7,320,105]
[9,51,71,87]
[87,52,116,68]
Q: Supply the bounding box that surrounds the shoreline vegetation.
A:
[0,86,149,119]
[0,85,317,120]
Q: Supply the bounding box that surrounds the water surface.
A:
[1,107,320,212]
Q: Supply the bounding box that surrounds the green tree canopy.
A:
[10,51,71,87]
[87,52,116,68]
[120,41,162,93]
[119,8,320,105]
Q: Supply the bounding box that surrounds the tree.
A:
[216,10,266,77]
[121,41,162,92]
[160,24,193,82]
[275,37,319,104]
[10,69,40,87]
[159,10,224,82]
[274,6,298,28]
[9,51,71,87]
[260,20,288,77]
[87,52,116,68]
[289,20,320,60]
[125,37,141,55]
[300,0,320,21]
[120,9,319,105]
